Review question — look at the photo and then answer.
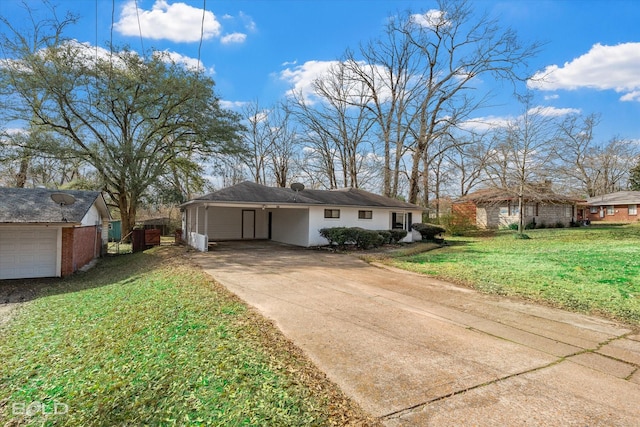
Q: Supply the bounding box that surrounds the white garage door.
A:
[0,227,59,280]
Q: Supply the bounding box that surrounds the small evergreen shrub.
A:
[507,222,519,230]
[411,223,446,241]
[387,229,407,244]
[555,221,565,228]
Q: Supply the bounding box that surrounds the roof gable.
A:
[0,188,109,224]
[190,181,423,210]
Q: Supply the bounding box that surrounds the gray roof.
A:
[586,191,640,206]
[189,181,423,210]
[0,187,108,224]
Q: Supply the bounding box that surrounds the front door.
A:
[242,210,255,239]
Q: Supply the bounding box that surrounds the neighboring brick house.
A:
[582,191,640,223]
[0,188,111,280]
[453,187,581,229]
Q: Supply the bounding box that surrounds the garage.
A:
[0,227,59,280]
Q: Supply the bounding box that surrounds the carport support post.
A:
[204,206,208,242]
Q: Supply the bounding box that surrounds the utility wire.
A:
[197,0,206,76]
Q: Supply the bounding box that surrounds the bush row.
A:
[319,227,408,249]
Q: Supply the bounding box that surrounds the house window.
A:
[606,205,614,216]
[565,205,573,217]
[510,203,519,216]
[525,204,535,216]
[590,206,598,214]
[499,206,509,216]
[629,205,637,216]
[358,210,373,219]
[324,209,340,219]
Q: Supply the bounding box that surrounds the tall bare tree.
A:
[389,0,541,204]
[484,95,559,234]
[290,60,376,189]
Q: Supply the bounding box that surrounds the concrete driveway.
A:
[191,241,640,426]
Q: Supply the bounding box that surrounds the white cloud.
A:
[153,50,214,74]
[410,9,449,29]
[114,0,221,43]
[221,33,247,45]
[528,42,640,102]
[544,94,559,100]
[463,106,578,131]
[527,106,581,117]
[219,100,247,110]
[280,60,339,100]
[459,115,512,132]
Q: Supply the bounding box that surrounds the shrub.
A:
[433,213,476,236]
[525,220,536,230]
[376,230,392,245]
[319,227,352,247]
[507,222,519,230]
[555,221,565,228]
[411,223,446,241]
[387,229,408,244]
[355,229,385,249]
[319,227,385,249]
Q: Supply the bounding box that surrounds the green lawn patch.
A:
[0,247,377,426]
[386,225,640,324]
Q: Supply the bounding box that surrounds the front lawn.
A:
[384,225,640,324]
[0,247,377,426]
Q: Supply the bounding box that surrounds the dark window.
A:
[358,210,373,219]
[324,209,340,219]
[391,212,403,229]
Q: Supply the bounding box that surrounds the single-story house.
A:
[180,181,425,250]
[582,191,640,222]
[0,188,110,280]
[453,187,581,229]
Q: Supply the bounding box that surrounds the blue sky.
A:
[1,0,639,143]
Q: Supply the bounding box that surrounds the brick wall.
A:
[584,204,639,222]
[61,228,74,277]
[61,226,100,277]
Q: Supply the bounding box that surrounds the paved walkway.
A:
[192,241,640,426]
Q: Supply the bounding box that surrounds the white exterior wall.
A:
[308,206,422,246]
[271,208,309,246]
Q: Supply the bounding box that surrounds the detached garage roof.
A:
[186,181,423,210]
[586,191,640,206]
[0,187,110,224]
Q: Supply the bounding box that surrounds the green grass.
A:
[0,247,373,426]
[386,225,640,324]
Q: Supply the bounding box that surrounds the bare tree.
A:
[267,102,299,187]
[555,113,601,196]
[240,100,272,184]
[389,0,541,204]
[445,132,493,196]
[289,60,376,189]
[484,95,559,234]
[342,25,423,197]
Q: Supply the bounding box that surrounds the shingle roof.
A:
[0,187,107,224]
[189,181,423,210]
[586,191,640,206]
[455,187,579,204]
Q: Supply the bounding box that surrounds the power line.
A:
[197,0,206,75]
[134,0,145,57]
